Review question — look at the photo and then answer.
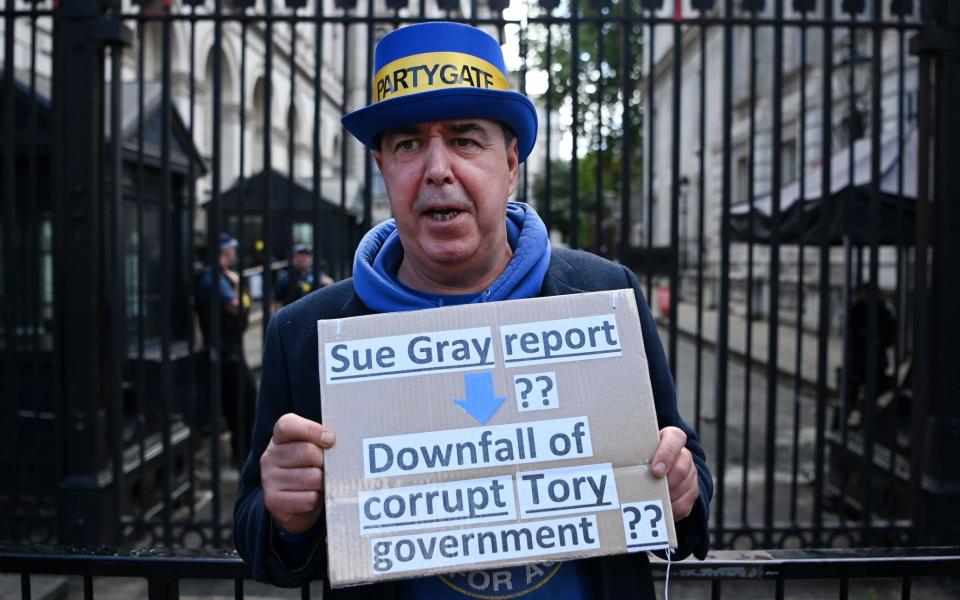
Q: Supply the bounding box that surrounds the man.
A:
[844,283,896,428]
[234,22,711,598]
[196,233,257,467]
[272,243,334,311]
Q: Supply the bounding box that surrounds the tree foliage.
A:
[527,0,646,248]
[533,151,626,253]
[530,0,645,145]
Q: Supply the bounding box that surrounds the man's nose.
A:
[423,139,454,186]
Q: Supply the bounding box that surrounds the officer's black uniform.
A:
[196,267,257,466]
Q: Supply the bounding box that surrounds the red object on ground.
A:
[657,286,672,317]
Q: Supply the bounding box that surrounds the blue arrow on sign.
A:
[455,372,506,425]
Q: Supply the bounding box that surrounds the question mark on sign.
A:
[621,500,669,551]
[515,377,534,408]
[622,506,642,540]
[514,373,558,411]
[644,503,663,538]
[535,375,554,406]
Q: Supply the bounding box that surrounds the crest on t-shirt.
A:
[437,562,563,598]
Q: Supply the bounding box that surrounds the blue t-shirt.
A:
[398,561,593,599]
[197,269,235,304]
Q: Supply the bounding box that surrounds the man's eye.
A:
[454,138,478,148]
[395,140,418,151]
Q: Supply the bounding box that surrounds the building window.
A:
[781,139,798,186]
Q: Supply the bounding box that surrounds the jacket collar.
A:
[538,252,585,297]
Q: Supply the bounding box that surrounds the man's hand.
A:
[261,413,336,535]
[651,426,699,520]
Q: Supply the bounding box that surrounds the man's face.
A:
[373,119,519,291]
[293,251,312,272]
[220,247,237,269]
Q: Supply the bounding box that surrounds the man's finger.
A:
[264,440,325,469]
[666,449,692,489]
[267,467,324,493]
[272,413,336,447]
[264,490,322,517]
[671,484,699,520]
[651,426,688,478]
[669,462,700,519]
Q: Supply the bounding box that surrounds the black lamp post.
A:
[836,34,872,144]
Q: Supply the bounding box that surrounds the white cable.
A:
[663,548,673,600]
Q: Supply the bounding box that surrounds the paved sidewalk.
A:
[661,300,843,393]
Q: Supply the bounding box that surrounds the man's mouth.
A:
[428,208,462,222]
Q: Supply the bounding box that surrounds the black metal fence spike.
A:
[589,0,613,11]
[741,0,765,12]
[436,0,459,10]
[538,0,561,10]
[692,0,715,11]
[792,0,815,12]
[640,0,663,11]
[182,0,206,7]
[842,0,866,14]
[489,0,511,12]
[385,0,408,9]
[229,0,257,8]
[284,0,308,8]
[334,0,358,9]
[890,0,913,16]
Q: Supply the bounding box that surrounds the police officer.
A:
[196,233,257,468]
[272,243,334,311]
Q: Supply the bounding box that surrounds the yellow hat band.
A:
[373,51,511,103]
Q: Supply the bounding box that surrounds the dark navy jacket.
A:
[234,247,713,598]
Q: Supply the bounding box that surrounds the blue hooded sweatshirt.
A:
[353,202,552,311]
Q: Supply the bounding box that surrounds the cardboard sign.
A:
[318,290,677,588]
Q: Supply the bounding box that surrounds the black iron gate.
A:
[1,0,957,555]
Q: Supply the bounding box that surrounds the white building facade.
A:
[642,0,920,329]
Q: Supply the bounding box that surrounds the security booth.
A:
[0,74,205,545]
[212,168,366,282]
[107,81,207,546]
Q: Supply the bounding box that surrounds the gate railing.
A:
[1,544,959,599]
[2,0,958,554]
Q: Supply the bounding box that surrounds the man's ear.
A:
[373,150,384,172]
[506,137,520,197]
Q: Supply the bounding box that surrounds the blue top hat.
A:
[341,22,538,162]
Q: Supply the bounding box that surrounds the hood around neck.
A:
[353,202,551,312]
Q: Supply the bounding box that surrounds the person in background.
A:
[844,283,896,427]
[272,243,335,311]
[196,233,257,468]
